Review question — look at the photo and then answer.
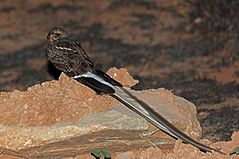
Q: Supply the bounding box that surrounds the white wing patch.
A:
[55,46,75,51]
[73,72,114,88]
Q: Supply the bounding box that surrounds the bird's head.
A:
[47,27,69,44]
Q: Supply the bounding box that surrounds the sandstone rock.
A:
[0,68,201,158]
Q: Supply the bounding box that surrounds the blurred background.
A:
[0,0,238,141]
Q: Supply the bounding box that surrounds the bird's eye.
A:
[55,33,60,36]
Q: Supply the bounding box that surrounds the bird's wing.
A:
[75,75,115,94]
[48,40,95,76]
[74,41,95,67]
[94,69,123,87]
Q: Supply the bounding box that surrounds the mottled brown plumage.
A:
[47,27,94,76]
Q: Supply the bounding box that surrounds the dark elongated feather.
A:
[76,76,115,94]
[94,69,123,87]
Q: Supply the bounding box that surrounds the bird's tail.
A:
[111,86,225,154]
[111,86,176,137]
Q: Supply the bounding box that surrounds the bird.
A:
[46,27,225,154]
